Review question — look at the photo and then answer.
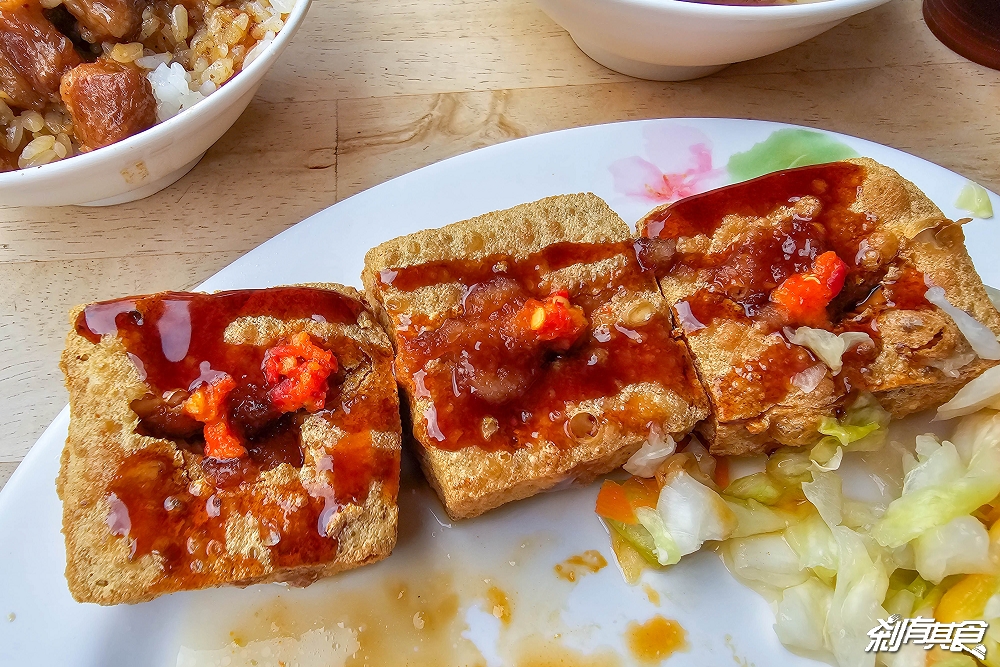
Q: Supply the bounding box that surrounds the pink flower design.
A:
[610,124,724,204]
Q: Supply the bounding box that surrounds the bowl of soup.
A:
[533,0,895,80]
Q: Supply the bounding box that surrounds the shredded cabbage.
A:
[987,285,1000,312]
[723,472,783,505]
[925,653,978,667]
[623,424,676,477]
[766,447,813,485]
[956,180,995,219]
[726,533,811,589]
[842,499,884,531]
[925,285,1000,360]
[656,470,736,557]
[774,577,833,652]
[787,326,874,374]
[674,300,706,333]
[937,365,1000,420]
[605,518,660,566]
[904,435,965,494]
[876,639,935,667]
[806,394,890,472]
[724,497,797,538]
[802,469,844,527]
[683,435,717,481]
[810,438,844,471]
[635,506,680,566]
[792,363,827,394]
[819,415,874,447]
[872,412,1000,548]
[927,351,977,379]
[602,379,1000,667]
[827,525,890,667]
[913,515,993,583]
[785,511,839,575]
[822,393,891,451]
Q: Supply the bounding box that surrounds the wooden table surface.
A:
[1,0,998,490]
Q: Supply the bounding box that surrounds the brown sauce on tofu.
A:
[637,163,934,410]
[108,448,346,587]
[78,288,400,582]
[76,286,363,390]
[712,340,816,420]
[639,162,875,316]
[382,242,705,452]
[882,266,933,311]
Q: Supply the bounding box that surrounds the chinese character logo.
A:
[866,615,987,660]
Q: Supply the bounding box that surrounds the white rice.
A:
[242,31,275,68]
[146,62,217,122]
[135,52,173,70]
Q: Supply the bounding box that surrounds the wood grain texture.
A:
[0,252,236,463]
[0,462,18,489]
[1,0,998,489]
[0,99,337,263]
[337,63,1000,200]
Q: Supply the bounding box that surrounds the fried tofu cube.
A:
[637,158,1000,455]
[363,194,709,520]
[58,284,401,605]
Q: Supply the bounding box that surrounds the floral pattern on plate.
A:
[609,124,725,205]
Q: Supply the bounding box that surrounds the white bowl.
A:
[533,0,894,81]
[0,0,312,207]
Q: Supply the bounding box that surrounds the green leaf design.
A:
[727,129,859,182]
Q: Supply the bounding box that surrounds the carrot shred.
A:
[623,476,659,510]
[714,456,730,489]
[596,480,637,524]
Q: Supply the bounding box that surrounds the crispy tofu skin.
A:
[57,284,401,605]
[638,158,1000,455]
[363,194,709,520]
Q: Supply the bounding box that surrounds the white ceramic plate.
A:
[1,118,997,667]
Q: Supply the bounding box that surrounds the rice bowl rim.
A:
[0,0,313,185]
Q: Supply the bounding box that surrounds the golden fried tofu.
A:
[363,194,709,519]
[58,284,401,605]
[637,158,1000,455]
